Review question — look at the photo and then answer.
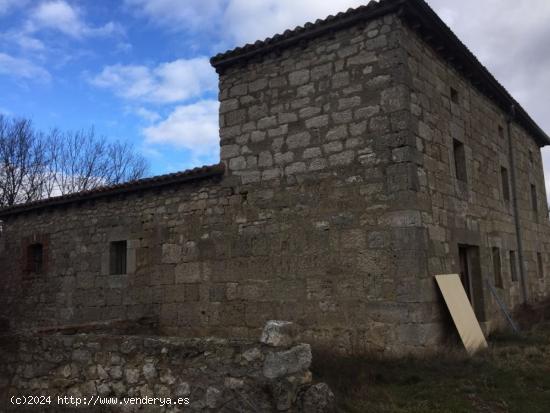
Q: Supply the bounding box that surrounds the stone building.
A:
[1,0,549,354]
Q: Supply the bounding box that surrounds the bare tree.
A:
[0,115,149,207]
[0,116,48,207]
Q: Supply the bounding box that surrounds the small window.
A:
[531,184,538,221]
[500,166,510,203]
[498,125,504,139]
[453,139,467,182]
[537,252,544,279]
[450,87,459,103]
[27,243,43,274]
[509,251,518,282]
[492,247,503,288]
[110,241,127,275]
[529,150,534,164]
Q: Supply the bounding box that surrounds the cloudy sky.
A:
[0,0,549,185]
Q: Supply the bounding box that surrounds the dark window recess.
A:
[498,125,504,139]
[537,252,544,279]
[450,87,459,103]
[529,150,534,164]
[453,139,467,182]
[500,166,510,203]
[110,241,127,275]
[531,184,538,221]
[27,243,43,274]
[509,251,518,282]
[492,247,503,288]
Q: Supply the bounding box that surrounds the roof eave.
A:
[210,0,405,73]
[0,164,225,218]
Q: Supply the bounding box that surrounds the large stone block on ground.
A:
[260,320,299,347]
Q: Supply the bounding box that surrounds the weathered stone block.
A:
[305,115,329,129]
[230,83,248,97]
[381,85,408,112]
[287,132,311,149]
[220,144,240,159]
[250,78,268,92]
[175,262,201,284]
[338,96,361,110]
[274,152,294,165]
[260,320,299,347]
[303,147,322,159]
[326,125,348,141]
[258,151,273,167]
[355,105,380,120]
[251,131,266,143]
[289,69,310,86]
[258,116,278,130]
[162,244,181,264]
[329,150,354,166]
[229,156,247,171]
[285,162,306,175]
[262,168,281,180]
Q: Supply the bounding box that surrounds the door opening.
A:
[458,246,472,302]
[457,244,486,322]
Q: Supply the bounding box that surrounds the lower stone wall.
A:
[0,322,334,412]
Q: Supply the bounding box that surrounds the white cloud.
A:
[143,100,219,160]
[223,0,366,45]
[124,0,222,31]
[428,0,550,131]
[124,0,367,44]
[91,65,153,99]
[0,0,25,15]
[116,41,133,53]
[2,31,46,52]
[90,57,217,104]
[135,107,160,122]
[0,52,51,82]
[27,0,122,39]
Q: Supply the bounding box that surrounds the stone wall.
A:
[0,13,439,354]
[0,6,549,355]
[0,321,334,412]
[402,22,550,332]
[208,11,440,350]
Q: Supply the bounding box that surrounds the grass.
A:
[312,322,550,413]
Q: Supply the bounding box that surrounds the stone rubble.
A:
[0,321,334,412]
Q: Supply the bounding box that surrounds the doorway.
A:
[458,244,486,321]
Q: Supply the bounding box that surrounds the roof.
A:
[210,0,550,147]
[0,163,225,217]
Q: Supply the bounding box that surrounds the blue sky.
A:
[1,0,549,183]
